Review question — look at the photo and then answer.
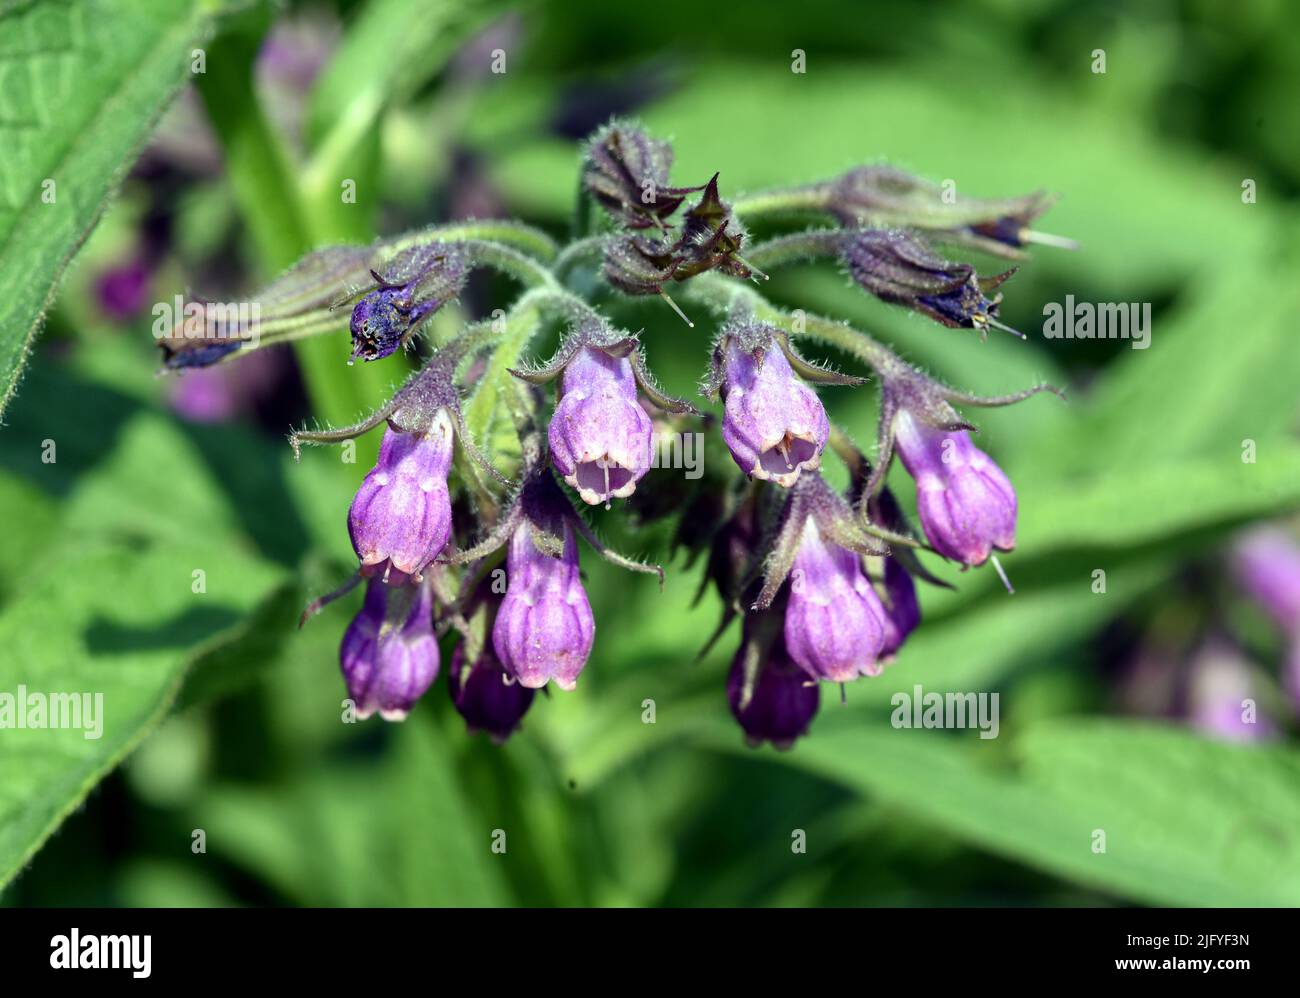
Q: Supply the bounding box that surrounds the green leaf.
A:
[1016,441,1300,554]
[1012,252,1300,478]
[0,0,209,417]
[192,720,511,906]
[753,716,1300,906]
[0,539,284,891]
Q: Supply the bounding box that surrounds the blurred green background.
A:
[2,0,1300,907]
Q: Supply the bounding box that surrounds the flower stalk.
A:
[186,119,1070,743]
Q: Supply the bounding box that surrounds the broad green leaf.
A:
[750,716,1300,906]
[0,539,283,890]
[0,346,295,889]
[192,772,398,906]
[0,0,210,417]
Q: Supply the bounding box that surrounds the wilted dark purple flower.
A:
[448,642,536,742]
[600,175,757,315]
[492,520,595,690]
[728,625,820,749]
[348,411,455,585]
[350,287,427,363]
[339,578,439,721]
[892,410,1016,566]
[719,334,828,488]
[582,118,700,230]
[549,345,654,505]
[1232,528,1300,634]
[842,229,1015,333]
[784,519,887,682]
[350,247,467,361]
[878,557,920,658]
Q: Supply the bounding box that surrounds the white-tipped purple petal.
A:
[720,338,828,488]
[549,346,653,506]
[492,522,595,690]
[893,410,1016,566]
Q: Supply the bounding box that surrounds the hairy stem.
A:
[388,220,559,262]
[742,229,846,273]
[732,184,833,222]
[683,274,904,375]
[552,234,610,280]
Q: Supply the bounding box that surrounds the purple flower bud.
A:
[720,337,828,488]
[879,557,920,658]
[783,520,887,682]
[492,521,595,690]
[893,410,1016,566]
[339,578,439,721]
[348,412,455,584]
[728,629,820,749]
[549,346,653,505]
[582,119,697,230]
[827,167,1063,259]
[448,642,536,742]
[1232,528,1300,634]
[842,229,1012,331]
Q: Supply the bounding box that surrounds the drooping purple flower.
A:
[1232,528,1300,635]
[339,578,439,721]
[549,345,654,505]
[892,410,1016,566]
[783,519,887,682]
[348,411,455,585]
[727,628,820,749]
[492,520,595,690]
[720,336,828,488]
[878,557,920,658]
[448,642,536,742]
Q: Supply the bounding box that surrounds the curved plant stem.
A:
[742,229,845,273]
[388,220,559,262]
[552,234,610,280]
[462,239,560,290]
[732,184,833,222]
[684,274,904,375]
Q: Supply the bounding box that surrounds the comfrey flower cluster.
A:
[159,120,1069,746]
